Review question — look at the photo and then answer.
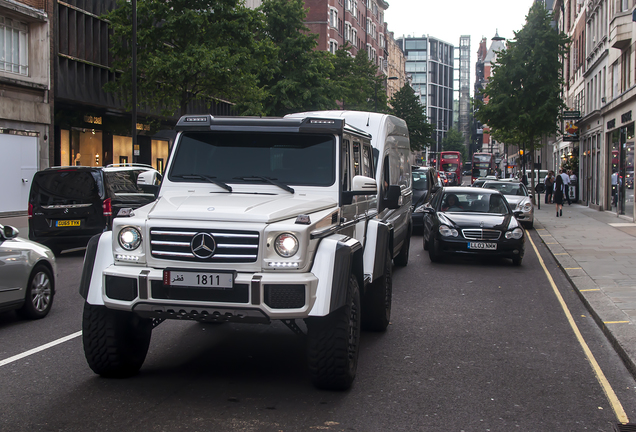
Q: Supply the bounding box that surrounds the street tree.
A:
[475,2,568,200]
[332,48,388,113]
[442,128,468,162]
[390,85,434,152]
[257,0,338,116]
[105,0,267,117]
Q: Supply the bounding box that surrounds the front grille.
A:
[150,227,259,263]
[151,280,249,303]
[462,229,501,241]
[264,285,306,309]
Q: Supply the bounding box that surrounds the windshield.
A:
[441,163,458,172]
[483,182,527,196]
[412,170,429,190]
[170,132,335,187]
[440,192,509,214]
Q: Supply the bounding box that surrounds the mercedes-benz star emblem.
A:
[191,233,216,259]
[480,221,485,227]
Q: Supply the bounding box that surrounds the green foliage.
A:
[390,85,434,151]
[331,47,388,112]
[475,2,569,151]
[257,0,338,116]
[442,128,467,162]
[104,0,268,117]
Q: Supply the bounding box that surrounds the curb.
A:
[533,218,636,380]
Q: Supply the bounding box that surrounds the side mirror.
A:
[383,185,401,210]
[351,175,378,194]
[137,170,160,186]
[2,225,19,240]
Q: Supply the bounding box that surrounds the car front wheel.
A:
[428,236,443,263]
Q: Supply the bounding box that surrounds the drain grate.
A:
[614,424,636,432]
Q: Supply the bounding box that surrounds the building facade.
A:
[0,0,52,214]
[398,35,455,167]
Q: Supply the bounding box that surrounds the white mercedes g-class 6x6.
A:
[79,113,411,390]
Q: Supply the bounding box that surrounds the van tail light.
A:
[103,198,112,217]
[28,203,33,219]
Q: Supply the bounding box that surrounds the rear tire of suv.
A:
[17,264,54,320]
[82,303,152,378]
[393,229,411,267]
[306,274,360,390]
[362,249,392,332]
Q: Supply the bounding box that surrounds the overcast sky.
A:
[384,0,536,91]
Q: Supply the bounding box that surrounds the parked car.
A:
[411,166,441,232]
[481,181,534,229]
[421,186,525,265]
[28,164,161,255]
[0,224,56,319]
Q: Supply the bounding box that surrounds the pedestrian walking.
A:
[544,171,554,204]
[560,168,571,205]
[554,174,564,217]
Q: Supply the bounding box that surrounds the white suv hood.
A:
[148,192,337,223]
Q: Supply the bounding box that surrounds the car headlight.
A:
[439,225,458,237]
[274,233,299,257]
[118,227,142,251]
[505,227,524,239]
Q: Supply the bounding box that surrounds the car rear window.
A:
[412,171,429,190]
[32,170,103,205]
[104,170,156,202]
[484,182,527,196]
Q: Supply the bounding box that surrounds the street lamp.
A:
[131,0,138,163]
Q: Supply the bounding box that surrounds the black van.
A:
[28,165,161,254]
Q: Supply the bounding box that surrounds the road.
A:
[1,230,636,431]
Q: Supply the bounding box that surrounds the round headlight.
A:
[505,227,524,240]
[119,227,142,251]
[274,233,299,257]
[439,225,458,237]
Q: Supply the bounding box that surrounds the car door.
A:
[0,236,28,306]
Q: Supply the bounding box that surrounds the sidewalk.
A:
[533,202,636,378]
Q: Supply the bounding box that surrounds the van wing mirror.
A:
[351,175,378,194]
[383,185,401,210]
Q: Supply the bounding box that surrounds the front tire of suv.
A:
[362,249,392,332]
[82,303,152,378]
[428,237,442,263]
[306,274,361,390]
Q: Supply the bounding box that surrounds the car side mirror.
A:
[2,225,19,240]
[342,175,378,205]
[383,184,401,210]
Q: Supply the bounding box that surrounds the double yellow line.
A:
[527,231,629,424]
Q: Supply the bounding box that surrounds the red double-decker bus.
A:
[439,151,462,186]
[471,152,496,184]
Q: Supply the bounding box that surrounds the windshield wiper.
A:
[233,176,295,194]
[173,174,232,192]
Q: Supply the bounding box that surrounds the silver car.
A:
[481,181,534,229]
[0,224,56,319]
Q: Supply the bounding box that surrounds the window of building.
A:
[379,33,385,49]
[345,22,351,42]
[329,8,338,28]
[351,0,357,17]
[405,40,427,50]
[406,61,427,72]
[407,51,427,61]
[0,16,29,76]
[329,40,338,54]
[622,49,631,92]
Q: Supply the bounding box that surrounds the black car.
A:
[28,165,161,255]
[411,166,441,232]
[422,187,525,265]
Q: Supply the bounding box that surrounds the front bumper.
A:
[436,235,524,259]
[100,265,319,323]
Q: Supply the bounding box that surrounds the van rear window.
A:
[31,170,103,205]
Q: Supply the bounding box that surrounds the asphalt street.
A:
[1,229,636,431]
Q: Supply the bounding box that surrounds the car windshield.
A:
[440,192,509,214]
[412,171,429,190]
[483,182,527,196]
[170,132,335,187]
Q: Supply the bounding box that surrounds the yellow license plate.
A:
[56,220,80,227]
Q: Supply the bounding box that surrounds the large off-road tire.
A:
[17,264,54,320]
[82,303,152,378]
[393,229,411,267]
[428,236,443,263]
[306,274,361,390]
[362,249,392,332]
